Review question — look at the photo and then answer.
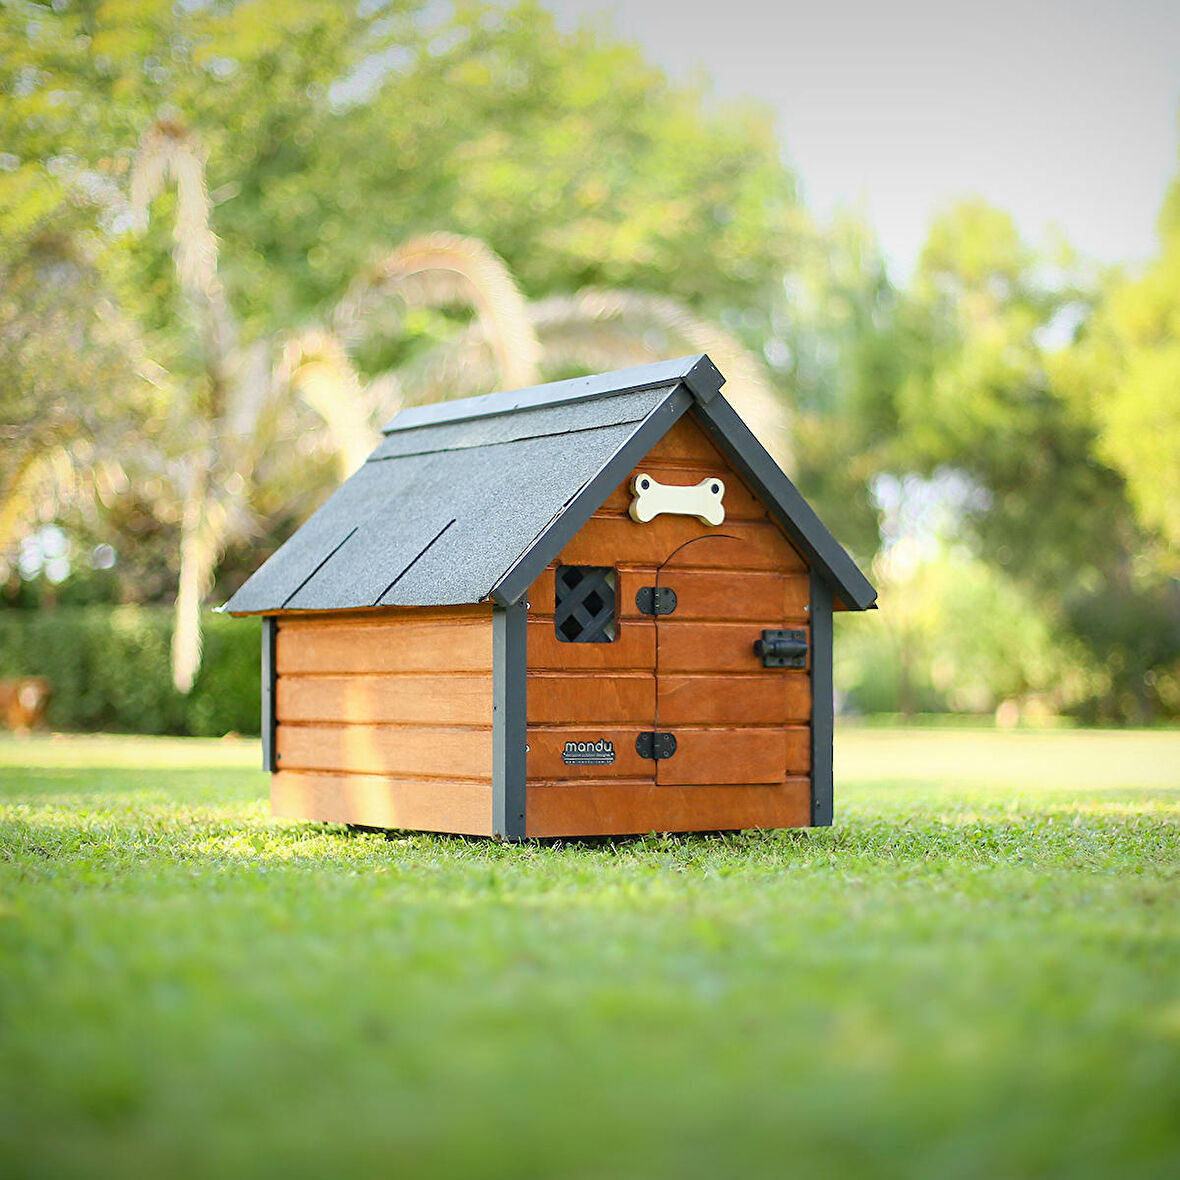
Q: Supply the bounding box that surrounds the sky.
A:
[544,0,1180,278]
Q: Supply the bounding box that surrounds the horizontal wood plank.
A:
[526,569,808,634]
[272,770,492,835]
[656,727,788,786]
[659,622,811,673]
[277,724,492,781]
[654,570,809,622]
[528,568,653,622]
[277,618,492,675]
[525,724,810,782]
[525,779,811,837]
[556,518,804,572]
[658,674,811,725]
[526,673,653,725]
[526,617,654,670]
[526,726,654,780]
[642,414,730,464]
[277,674,493,726]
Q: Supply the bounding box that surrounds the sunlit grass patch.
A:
[0,728,1177,1179]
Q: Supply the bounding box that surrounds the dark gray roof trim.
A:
[223,382,683,614]
[223,353,876,616]
[381,354,722,434]
[370,388,677,461]
[691,395,878,610]
[489,387,693,606]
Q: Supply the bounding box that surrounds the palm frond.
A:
[279,330,383,477]
[381,286,792,469]
[131,119,236,402]
[334,232,542,391]
[530,290,793,470]
[170,457,215,695]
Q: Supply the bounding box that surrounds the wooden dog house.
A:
[224,355,876,838]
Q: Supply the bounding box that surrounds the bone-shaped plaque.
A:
[629,473,726,526]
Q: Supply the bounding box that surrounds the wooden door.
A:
[652,537,812,787]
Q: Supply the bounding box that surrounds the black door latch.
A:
[635,586,677,616]
[636,731,677,760]
[754,629,808,668]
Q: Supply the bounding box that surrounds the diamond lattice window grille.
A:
[554,566,617,643]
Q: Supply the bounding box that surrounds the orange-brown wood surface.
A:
[526,617,655,670]
[277,723,491,781]
[598,464,768,520]
[558,517,802,572]
[654,727,801,785]
[640,415,731,464]
[525,724,809,783]
[276,614,492,675]
[529,569,808,625]
[657,621,810,673]
[522,410,814,831]
[526,726,653,780]
[277,673,493,726]
[272,607,494,831]
[527,673,653,726]
[529,568,650,621]
[657,672,810,726]
[525,779,811,837]
[272,770,493,835]
[653,570,809,622]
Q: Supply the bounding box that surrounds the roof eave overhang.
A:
[486,376,875,612]
[487,384,696,606]
[691,394,878,611]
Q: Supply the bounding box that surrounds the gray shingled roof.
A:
[223,355,877,615]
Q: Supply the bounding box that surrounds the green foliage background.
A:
[2,0,1179,724]
[0,608,260,735]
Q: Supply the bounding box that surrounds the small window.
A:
[554,565,617,643]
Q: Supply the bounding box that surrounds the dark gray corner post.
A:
[680,353,725,402]
[492,601,528,840]
[261,615,278,773]
[809,572,834,827]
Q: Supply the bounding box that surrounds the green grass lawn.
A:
[1,728,1177,1179]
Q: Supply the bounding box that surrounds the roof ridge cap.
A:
[381,354,723,435]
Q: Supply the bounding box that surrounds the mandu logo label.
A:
[562,739,616,766]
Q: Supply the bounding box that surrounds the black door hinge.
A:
[754,628,808,668]
[636,586,677,616]
[636,731,677,760]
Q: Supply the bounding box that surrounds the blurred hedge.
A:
[0,607,260,736]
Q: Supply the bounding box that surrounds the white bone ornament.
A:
[629,473,726,526]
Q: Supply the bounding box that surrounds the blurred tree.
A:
[783,212,904,564]
[885,199,1180,721]
[835,545,1080,720]
[2,0,805,353]
[1055,167,1180,572]
[130,117,776,690]
[4,1,798,690]
[0,221,146,582]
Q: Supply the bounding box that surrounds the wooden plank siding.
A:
[273,607,494,834]
[525,725,811,782]
[525,780,812,838]
[524,410,813,835]
[272,771,493,836]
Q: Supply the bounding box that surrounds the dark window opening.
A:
[554,565,617,643]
